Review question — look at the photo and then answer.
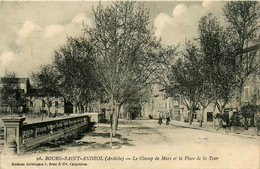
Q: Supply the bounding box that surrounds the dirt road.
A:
[1,119,259,169]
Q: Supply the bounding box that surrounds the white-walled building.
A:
[0,77,71,116]
[141,72,260,125]
[26,89,65,116]
[142,85,174,119]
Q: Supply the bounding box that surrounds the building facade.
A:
[0,77,69,116]
[142,85,174,119]
[141,72,260,125]
[26,89,65,116]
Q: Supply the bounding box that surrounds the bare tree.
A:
[32,65,59,117]
[168,42,204,126]
[33,37,100,115]
[84,2,176,147]
[53,37,98,114]
[223,1,260,110]
[198,13,236,128]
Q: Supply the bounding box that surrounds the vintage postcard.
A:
[0,1,259,169]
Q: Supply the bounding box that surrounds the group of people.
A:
[158,111,170,125]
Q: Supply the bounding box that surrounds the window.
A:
[49,101,52,107]
[42,100,45,107]
[192,112,197,119]
[30,101,33,107]
[224,109,230,125]
[55,101,59,108]
[207,112,213,122]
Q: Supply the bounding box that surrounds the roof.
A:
[0,88,25,94]
[0,78,29,84]
[27,89,62,97]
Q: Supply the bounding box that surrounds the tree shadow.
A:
[74,132,135,150]
[24,126,134,154]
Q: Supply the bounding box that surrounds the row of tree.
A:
[1,2,258,132]
[32,2,176,147]
[166,1,260,127]
[1,1,258,147]
[29,2,260,149]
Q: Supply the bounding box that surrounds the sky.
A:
[0,1,226,77]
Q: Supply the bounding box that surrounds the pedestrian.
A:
[149,114,153,119]
[256,113,260,136]
[166,112,170,125]
[158,111,163,125]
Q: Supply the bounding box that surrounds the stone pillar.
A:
[2,116,26,155]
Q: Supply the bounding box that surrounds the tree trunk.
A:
[10,104,14,115]
[188,110,192,126]
[78,102,82,114]
[109,94,115,148]
[116,104,122,130]
[200,107,205,127]
[110,125,113,148]
[126,109,129,120]
[244,117,248,130]
[219,109,224,128]
[251,114,255,127]
[73,103,77,114]
[42,112,44,121]
[47,106,51,117]
[84,104,87,113]
[78,104,81,114]
[10,106,12,115]
[213,104,216,129]
[236,87,243,113]
[112,101,119,136]
[112,113,117,136]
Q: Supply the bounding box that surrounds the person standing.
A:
[166,112,170,125]
[158,111,163,125]
[256,113,260,136]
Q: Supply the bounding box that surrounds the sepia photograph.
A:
[0,1,259,169]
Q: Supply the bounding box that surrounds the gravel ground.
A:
[0,119,259,169]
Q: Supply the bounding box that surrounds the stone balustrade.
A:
[2,114,93,155]
[84,113,99,123]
